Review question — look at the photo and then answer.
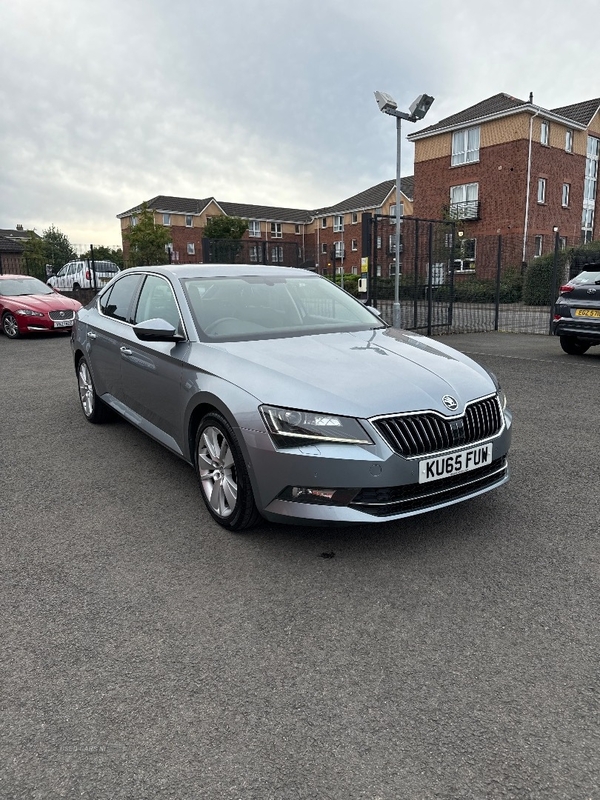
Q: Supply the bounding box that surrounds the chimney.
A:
[529,92,534,104]
[16,224,23,231]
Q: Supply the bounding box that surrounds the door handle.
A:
[87,331,97,339]
[120,347,133,356]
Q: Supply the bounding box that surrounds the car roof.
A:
[0,274,42,279]
[123,264,318,280]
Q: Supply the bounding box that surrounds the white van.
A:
[47,260,120,292]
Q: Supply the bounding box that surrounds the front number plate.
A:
[419,443,493,483]
[53,319,72,328]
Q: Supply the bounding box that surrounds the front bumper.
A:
[241,409,512,525]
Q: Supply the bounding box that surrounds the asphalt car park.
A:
[2,331,599,799]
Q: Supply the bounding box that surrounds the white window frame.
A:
[333,215,344,233]
[249,221,261,238]
[321,243,327,254]
[271,245,284,263]
[451,126,480,166]
[449,183,479,218]
[321,217,328,228]
[163,214,171,226]
[562,183,570,208]
[351,239,358,251]
[376,236,382,250]
[351,213,358,224]
[334,241,344,258]
[187,243,195,255]
[270,222,282,239]
[131,216,138,227]
[537,178,547,204]
[351,266,358,275]
[565,129,573,153]
[249,245,259,263]
[540,120,549,146]
[295,224,301,235]
[534,235,543,257]
[185,215,193,227]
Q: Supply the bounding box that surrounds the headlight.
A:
[260,405,373,447]
[484,368,507,411]
[15,309,44,317]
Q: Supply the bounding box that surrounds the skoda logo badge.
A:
[442,395,458,411]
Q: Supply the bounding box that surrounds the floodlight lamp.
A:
[409,94,435,120]
[374,91,398,114]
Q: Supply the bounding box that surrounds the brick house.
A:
[407,92,600,270]
[0,226,32,274]
[116,178,414,277]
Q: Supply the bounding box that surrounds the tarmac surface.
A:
[1,329,599,799]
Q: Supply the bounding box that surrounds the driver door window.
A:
[134,275,183,335]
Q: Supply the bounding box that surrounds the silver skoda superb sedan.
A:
[71,265,511,531]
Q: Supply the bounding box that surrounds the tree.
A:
[204,215,248,240]
[123,203,172,267]
[23,225,77,279]
[203,215,248,263]
[80,246,124,269]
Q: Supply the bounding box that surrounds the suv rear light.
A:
[559,285,573,293]
[85,270,90,280]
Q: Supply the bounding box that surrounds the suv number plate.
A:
[419,442,493,483]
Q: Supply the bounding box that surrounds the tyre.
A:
[195,412,260,532]
[77,357,110,423]
[559,336,590,355]
[73,283,81,291]
[2,313,21,339]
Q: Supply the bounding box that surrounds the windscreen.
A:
[0,277,54,296]
[182,274,384,340]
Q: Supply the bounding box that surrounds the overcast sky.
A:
[1,0,599,246]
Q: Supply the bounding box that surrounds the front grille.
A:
[372,395,502,458]
[349,457,507,517]
[49,310,75,321]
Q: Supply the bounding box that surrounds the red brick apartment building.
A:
[407,92,600,264]
[117,178,414,277]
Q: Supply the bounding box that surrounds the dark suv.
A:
[553,266,600,355]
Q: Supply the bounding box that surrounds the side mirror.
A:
[133,318,184,342]
[366,306,382,317]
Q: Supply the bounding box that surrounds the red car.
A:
[0,274,82,339]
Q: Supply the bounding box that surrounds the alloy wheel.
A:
[78,360,95,417]
[197,425,238,519]
[3,314,19,338]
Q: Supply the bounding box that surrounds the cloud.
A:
[1,0,599,244]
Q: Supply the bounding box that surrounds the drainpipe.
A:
[523,94,541,263]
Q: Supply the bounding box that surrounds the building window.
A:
[582,136,599,242]
[131,216,138,227]
[186,243,195,255]
[352,213,358,224]
[376,236,382,249]
[565,130,574,153]
[270,222,282,238]
[295,224,301,234]
[249,221,261,237]
[451,126,480,166]
[271,246,284,263]
[321,243,327,254]
[537,178,547,204]
[163,214,171,226]
[334,241,344,258]
[321,217,327,228]
[376,265,382,277]
[559,236,567,250]
[333,215,344,232]
[540,120,549,146]
[351,266,358,275]
[185,215,193,227]
[449,183,479,219]
[562,183,570,207]
[534,235,543,257]
[389,202,404,220]
[249,245,260,263]
[351,239,358,251]
[454,238,476,271]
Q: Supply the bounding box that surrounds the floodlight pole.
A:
[375,92,434,328]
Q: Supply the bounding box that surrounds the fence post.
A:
[549,228,560,335]
[427,222,434,337]
[448,224,455,329]
[90,244,97,292]
[494,235,502,331]
[413,219,419,329]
